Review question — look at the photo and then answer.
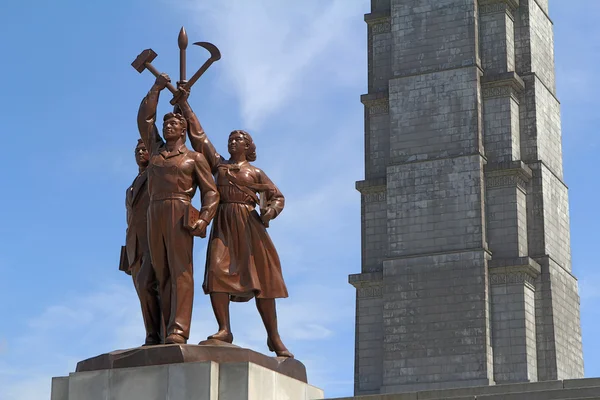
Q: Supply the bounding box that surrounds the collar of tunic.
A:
[158,143,187,159]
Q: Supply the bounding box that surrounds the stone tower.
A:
[350,0,584,395]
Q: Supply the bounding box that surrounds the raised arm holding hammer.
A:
[136,73,219,344]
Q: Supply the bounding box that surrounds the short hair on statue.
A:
[163,112,188,130]
[230,130,257,162]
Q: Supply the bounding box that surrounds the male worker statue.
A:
[137,73,219,344]
[123,139,162,345]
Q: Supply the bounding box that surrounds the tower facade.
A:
[350,0,584,395]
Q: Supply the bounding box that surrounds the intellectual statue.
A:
[121,139,163,345]
[136,73,219,345]
[174,87,294,358]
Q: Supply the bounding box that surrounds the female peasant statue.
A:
[177,87,293,358]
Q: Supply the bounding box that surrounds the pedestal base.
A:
[51,345,324,400]
[76,343,307,382]
[326,378,600,400]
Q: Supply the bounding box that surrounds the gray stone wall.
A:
[489,257,541,383]
[490,279,538,383]
[363,105,390,178]
[368,18,393,94]
[534,256,584,381]
[483,96,521,162]
[391,0,479,77]
[351,0,583,395]
[388,67,482,163]
[519,77,563,178]
[386,154,486,256]
[515,0,556,94]
[359,186,387,272]
[480,9,515,74]
[381,251,494,392]
[485,185,528,258]
[546,260,583,379]
[350,271,384,395]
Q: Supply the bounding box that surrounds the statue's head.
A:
[228,130,256,161]
[135,139,149,168]
[162,112,187,142]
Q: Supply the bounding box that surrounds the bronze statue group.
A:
[122,73,293,358]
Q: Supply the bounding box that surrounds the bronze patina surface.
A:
[75,344,307,382]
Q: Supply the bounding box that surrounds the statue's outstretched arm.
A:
[177,91,223,172]
[138,74,170,151]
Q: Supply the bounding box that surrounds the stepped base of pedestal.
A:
[76,343,307,382]
[52,361,324,400]
[328,378,600,400]
[51,344,323,400]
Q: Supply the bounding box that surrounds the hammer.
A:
[131,49,179,95]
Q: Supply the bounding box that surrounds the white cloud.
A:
[1,3,367,399]
[179,0,366,129]
[0,276,354,399]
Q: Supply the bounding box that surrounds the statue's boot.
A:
[165,333,187,344]
[207,293,234,343]
[256,298,294,358]
[142,334,162,346]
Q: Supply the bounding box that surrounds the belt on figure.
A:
[220,200,256,206]
[150,193,191,202]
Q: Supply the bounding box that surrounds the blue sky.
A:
[0,1,598,399]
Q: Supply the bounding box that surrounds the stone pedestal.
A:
[326,378,600,400]
[50,344,324,400]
